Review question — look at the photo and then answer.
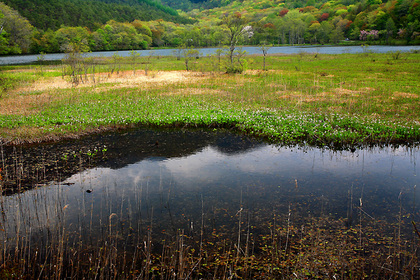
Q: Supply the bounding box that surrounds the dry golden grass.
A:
[0,91,58,116]
[0,70,207,116]
[100,70,193,88]
[393,91,418,98]
[10,70,198,92]
[163,88,224,96]
[244,69,282,75]
[334,88,361,96]
[1,124,129,145]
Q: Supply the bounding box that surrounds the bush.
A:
[225,64,244,74]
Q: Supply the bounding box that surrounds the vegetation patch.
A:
[0,52,419,148]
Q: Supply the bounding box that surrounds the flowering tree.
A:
[359,30,379,41]
[397,29,406,39]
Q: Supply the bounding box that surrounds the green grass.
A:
[0,52,419,147]
[0,69,36,94]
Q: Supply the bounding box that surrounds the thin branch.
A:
[412,221,420,241]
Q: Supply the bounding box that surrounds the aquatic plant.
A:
[0,181,418,279]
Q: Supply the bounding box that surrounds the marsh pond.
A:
[1,128,419,278]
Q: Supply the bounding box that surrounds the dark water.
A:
[1,45,419,65]
[1,128,419,250]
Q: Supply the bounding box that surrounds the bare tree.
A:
[220,12,249,66]
[130,50,140,75]
[144,50,155,76]
[62,42,88,86]
[259,42,271,71]
[183,47,200,71]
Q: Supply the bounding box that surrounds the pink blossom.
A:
[359,30,379,41]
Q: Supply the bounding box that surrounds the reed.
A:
[1,197,418,278]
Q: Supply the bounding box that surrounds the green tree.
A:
[62,41,89,86]
[55,26,90,52]
[282,10,307,44]
[0,10,4,34]
[0,11,8,54]
[272,17,288,44]
[211,25,229,46]
[149,20,165,47]
[130,50,141,74]
[131,19,153,46]
[2,0,192,31]
[385,17,396,43]
[330,27,344,43]
[91,28,111,51]
[33,28,59,53]
[307,21,321,43]
[0,2,33,54]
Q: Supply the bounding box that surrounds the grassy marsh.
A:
[0,50,419,278]
[0,51,419,147]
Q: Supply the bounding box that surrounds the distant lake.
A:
[1,45,419,65]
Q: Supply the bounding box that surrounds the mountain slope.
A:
[1,0,193,30]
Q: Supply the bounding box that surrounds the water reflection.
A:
[0,128,262,194]
[66,143,418,220]
[1,129,418,238]
[0,129,419,277]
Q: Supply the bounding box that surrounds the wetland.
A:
[0,51,420,278]
[1,128,419,279]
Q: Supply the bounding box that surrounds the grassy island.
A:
[1,51,419,148]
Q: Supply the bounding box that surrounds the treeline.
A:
[31,20,158,54]
[244,0,420,45]
[1,0,419,56]
[0,1,181,55]
[1,0,192,31]
[187,0,420,45]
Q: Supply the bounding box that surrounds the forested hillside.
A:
[1,0,419,55]
[185,0,420,45]
[1,0,192,30]
[161,0,223,11]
